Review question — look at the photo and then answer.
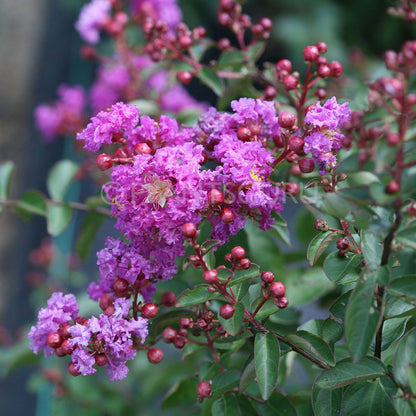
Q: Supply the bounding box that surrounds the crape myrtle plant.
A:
[0,0,416,414]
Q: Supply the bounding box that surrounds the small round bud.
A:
[315,88,327,99]
[178,35,192,49]
[225,253,232,263]
[285,182,299,196]
[197,381,212,399]
[317,65,331,78]
[112,278,129,296]
[387,133,400,146]
[55,347,66,357]
[261,271,275,284]
[96,154,113,171]
[385,180,400,194]
[231,246,246,260]
[203,269,219,284]
[141,303,158,319]
[218,38,231,51]
[99,295,114,311]
[239,258,251,269]
[58,323,72,340]
[329,61,343,77]
[316,42,328,54]
[134,142,152,155]
[283,75,298,90]
[264,85,277,100]
[61,339,73,355]
[407,202,416,216]
[237,127,252,141]
[161,291,177,307]
[208,189,224,205]
[220,0,234,12]
[303,45,320,62]
[104,305,115,316]
[75,316,88,325]
[336,173,347,182]
[336,237,350,250]
[47,332,63,349]
[276,59,292,73]
[288,136,304,153]
[162,327,177,343]
[95,354,108,366]
[278,112,296,129]
[177,71,192,85]
[179,317,191,328]
[314,219,329,232]
[147,348,164,364]
[260,17,272,31]
[219,304,235,320]
[173,335,187,349]
[269,281,286,298]
[276,296,289,309]
[299,158,315,173]
[220,208,235,223]
[68,362,80,377]
[182,223,197,238]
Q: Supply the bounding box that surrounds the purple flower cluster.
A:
[130,0,182,30]
[303,97,351,174]
[28,292,79,356]
[77,102,140,152]
[75,0,111,44]
[68,298,148,381]
[34,85,86,141]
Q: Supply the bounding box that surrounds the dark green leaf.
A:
[340,381,397,416]
[182,341,207,360]
[268,212,291,247]
[322,318,344,344]
[394,328,416,386]
[361,230,382,271]
[204,249,215,270]
[252,392,298,416]
[46,203,73,236]
[285,331,335,367]
[322,193,356,219]
[0,161,14,203]
[323,252,364,282]
[254,333,280,400]
[218,302,245,336]
[234,395,260,415]
[307,231,343,266]
[239,358,256,392]
[408,364,416,396]
[228,264,260,287]
[211,395,239,416]
[370,317,408,352]
[217,267,233,283]
[216,49,245,69]
[199,362,221,381]
[17,190,47,216]
[285,268,335,307]
[234,279,251,301]
[316,357,386,389]
[312,384,342,416]
[346,171,380,187]
[211,370,240,397]
[75,212,106,262]
[253,299,279,319]
[201,239,221,254]
[389,276,416,299]
[46,159,79,201]
[176,285,220,307]
[197,67,224,96]
[246,41,266,62]
[345,271,381,361]
[330,290,352,320]
[161,377,199,409]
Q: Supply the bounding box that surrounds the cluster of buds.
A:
[217,0,272,42]
[102,10,129,38]
[388,0,416,23]
[143,19,205,64]
[261,271,289,309]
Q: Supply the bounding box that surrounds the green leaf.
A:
[340,381,397,416]
[408,364,416,396]
[370,317,408,352]
[216,49,245,69]
[0,338,39,377]
[211,370,240,397]
[394,328,416,386]
[161,377,199,409]
[239,358,256,393]
[316,357,386,389]
[17,190,47,216]
[252,392,298,416]
[389,276,416,299]
[46,203,73,236]
[345,271,381,362]
[211,395,239,416]
[254,333,280,400]
[361,230,382,271]
[228,264,260,287]
[197,67,224,96]
[268,213,291,247]
[322,193,356,219]
[76,212,106,262]
[285,267,335,307]
[307,231,343,266]
[330,290,352,320]
[218,302,245,336]
[47,159,79,201]
[285,331,335,367]
[129,98,159,115]
[234,279,251,301]
[323,252,364,282]
[199,362,221,381]
[0,161,14,207]
[312,384,342,416]
[246,41,266,62]
[201,239,221,254]
[346,171,380,187]
[176,285,220,307]
[322,318,344,344]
